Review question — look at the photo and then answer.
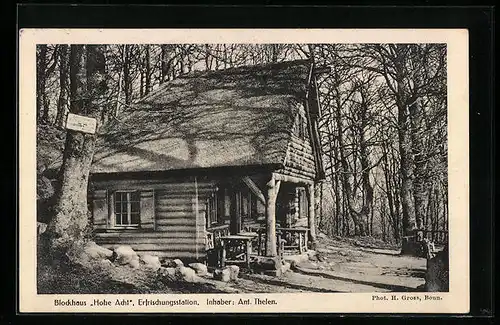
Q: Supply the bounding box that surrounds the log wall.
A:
[92,178,216,259]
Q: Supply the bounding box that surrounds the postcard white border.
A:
[19,28,469,313]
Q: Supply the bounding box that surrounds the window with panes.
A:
[114,191,141,226]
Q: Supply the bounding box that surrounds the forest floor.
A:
[205,234,427,293]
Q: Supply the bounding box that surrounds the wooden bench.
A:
[220,235,255,269]
[206,224,230,250]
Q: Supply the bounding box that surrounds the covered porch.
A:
[205,172,317,274]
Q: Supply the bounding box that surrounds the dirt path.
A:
[208,236,427,293]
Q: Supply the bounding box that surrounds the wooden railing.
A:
[254,227,307,257]
[277,227,309,254]
[253,230,285,259]
[421,230,448,245]
[242,221,265,233]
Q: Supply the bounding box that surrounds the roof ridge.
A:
[138,58,311,103]
[190,58,311,78]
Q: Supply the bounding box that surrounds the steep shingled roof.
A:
[91,59,312,174]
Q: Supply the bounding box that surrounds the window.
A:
[206,191,218,226]
[239,190,248,220]
[296,114,308,139]
[206,186,261,228]
[298,188,309,219]
[114,191,141,226]
[297,115,303,138]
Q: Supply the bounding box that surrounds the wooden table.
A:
[220,235,255,269]
[277,227,309,253]
[238,231,259,238]
[238,232,260,256]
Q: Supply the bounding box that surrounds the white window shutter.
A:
[92,189,108,230]
[140,190,155,230]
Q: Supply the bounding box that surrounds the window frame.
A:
[206,190,219,227]
[239,189,254,222]
[110,190,141,229]
[298,187,309,219]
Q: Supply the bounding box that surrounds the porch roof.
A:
[91,60,312,174]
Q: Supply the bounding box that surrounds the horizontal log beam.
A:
[285,161,317,174]
[97,243,205,252]
[93,179,215,191]
[156,198,207,205]
[279,167,316,180]
[96,230,200,238]
[95,237,206,245]
[273,173,314,185]
[155,220,202,227]
[287,150,316,165]
[122,250,204,258]
[155,190,213,196]
[156,226,204,232]
[289,135,313,151]
[155,206,207,213]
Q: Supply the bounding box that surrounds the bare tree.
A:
[46,45,108,255]
[55,45,69,127]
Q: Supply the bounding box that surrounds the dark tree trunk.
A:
[409,98,428,230]
[36,45,48,123]
[380,199,386,241]
[358,90,374,236]
[160,45,169,83]
[314,181,322,231]
[441,186,448,231]
[204,44,213,70]
[271,44,279,62]
[393,175,402,242]
[398,93,419,254]
[332,136,342,236]
[46,45,107,255]
[114,45,126,117]
[324,102,341,236]
[222,44,228,69]
[334,93,368,236]
[144,45,151,95]
[397,97,417,236]
[56,45,69,127]
[214,45,221,70]
[382,141,399,243]
[140,68,144,98]
[123,45,132,104]
[399,102,418,254]
[41,46,59,123]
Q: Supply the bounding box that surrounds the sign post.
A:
[65,113,97,134]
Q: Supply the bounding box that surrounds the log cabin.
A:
[89,59,326,268]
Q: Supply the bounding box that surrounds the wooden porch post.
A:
[265,174,278,257]
[307,183,317,246]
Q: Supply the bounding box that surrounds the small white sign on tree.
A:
[65,113,97,134]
